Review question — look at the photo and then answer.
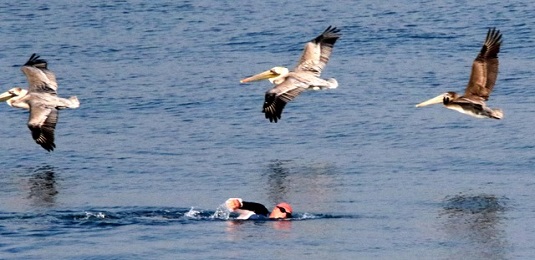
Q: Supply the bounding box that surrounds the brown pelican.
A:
[240,26,341,122]
[416,28,503,119]
[0,54,79,151]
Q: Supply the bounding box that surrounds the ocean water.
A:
[0,0,534,259]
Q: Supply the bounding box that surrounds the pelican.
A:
[416,28,503,119]
[240,26,341,122]
[0,53,79,151]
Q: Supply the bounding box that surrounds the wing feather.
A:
[28,105,58,152]
[262,79,306,123]
[294,26,341,76]
[464,28,502,100]
[21,53,58,94]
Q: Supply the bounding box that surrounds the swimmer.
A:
[225,198,293,220]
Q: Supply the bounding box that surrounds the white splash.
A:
[81,211,106,220]
[210,203,231,220]
[184,207,201,219]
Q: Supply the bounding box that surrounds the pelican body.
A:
[241,26,341,122]
[416,28,503,119]
[0,54,79,151]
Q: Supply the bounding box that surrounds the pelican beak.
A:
[415,94,445,107]
[0,91,14,102]
[240,70,278,83]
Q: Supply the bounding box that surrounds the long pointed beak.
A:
[0,91,13,102]
[240,70,277,83]
[415,94,445,107]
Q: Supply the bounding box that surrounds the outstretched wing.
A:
[464,28,502,101]
[294,26,341,76]
[27,105,58,152]
[262,78,307,123]
[21,53,58,94]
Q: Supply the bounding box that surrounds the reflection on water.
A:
[27,165,58,207]
[439,194,510,260]
[225,219,293,242]
[271,219,292,231]
[226,219,292,232]
[264,159,340,213]
[265,160,291,204]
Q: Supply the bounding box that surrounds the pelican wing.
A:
[21,54,58,94]
[294,26,341,76]
[448,97,492,118]
[451,96,485,109]
[262,78,307,123]
[28,105,58,152]
[464,28,502,101]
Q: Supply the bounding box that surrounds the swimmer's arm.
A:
[240,201,269,216]
[226,198,270,218]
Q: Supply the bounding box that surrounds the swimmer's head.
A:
[269,202,293,219]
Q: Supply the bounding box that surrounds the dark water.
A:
[0,0,534,259]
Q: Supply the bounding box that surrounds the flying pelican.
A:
[0,53,80,151]
[416,28,503,119]
[240,26,341,122]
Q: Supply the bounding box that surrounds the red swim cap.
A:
[276,202,293,213]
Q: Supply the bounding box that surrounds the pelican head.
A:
[240,66,289,85]
[415,92,459,107]
[0,87,28,106]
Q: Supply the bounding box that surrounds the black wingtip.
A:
[266,114,280,123]
[39,140,56,152]
[262,108,280,123]
[486,27,502,45]
[313,25,341,43]
[24,53,48,68]
[262,93,283,123]
[43,145,55,152]
[479,27,502,58]
[28,124,56,152]
[323,25,341,35]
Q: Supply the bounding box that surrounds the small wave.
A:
[0,206,359,233]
